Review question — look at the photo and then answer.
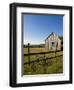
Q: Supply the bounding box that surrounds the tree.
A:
[59,36,63,50]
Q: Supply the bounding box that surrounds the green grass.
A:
[24,51,63,62]
[23,47,63,75]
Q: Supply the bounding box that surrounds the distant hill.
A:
[24,44,45,48]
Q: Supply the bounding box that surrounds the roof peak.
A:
[45,32,57,41]
[51,32,55,34]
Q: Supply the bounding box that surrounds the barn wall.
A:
[45,33,61,51]
[57,39,61,50]
[45,39,49,50]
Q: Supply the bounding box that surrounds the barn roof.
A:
[45,32,60,41]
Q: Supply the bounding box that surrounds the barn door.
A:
[51,42,55,50]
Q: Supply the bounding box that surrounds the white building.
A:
[45,32,61,51]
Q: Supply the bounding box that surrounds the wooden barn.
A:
[45,32,61,51]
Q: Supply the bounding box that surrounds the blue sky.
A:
[23,14,63,45]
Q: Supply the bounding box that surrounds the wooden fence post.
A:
[28,43,30,65]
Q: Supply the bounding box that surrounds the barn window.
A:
[51,42,55,47]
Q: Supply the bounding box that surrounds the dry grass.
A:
[24,47,49,54]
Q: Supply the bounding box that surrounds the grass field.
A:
[23,47,63,75]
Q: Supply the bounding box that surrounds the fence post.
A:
[28,43,30,65]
